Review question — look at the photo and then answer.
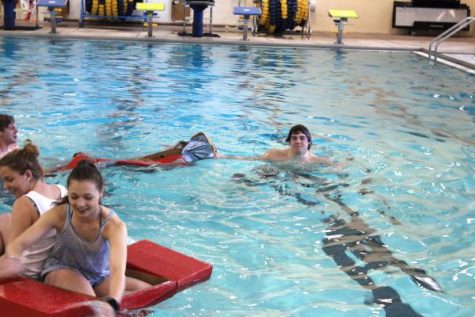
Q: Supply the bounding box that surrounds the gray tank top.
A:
[41,204,114,286]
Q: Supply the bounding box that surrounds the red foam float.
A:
[51,152,186,173]
[0,240,212,316]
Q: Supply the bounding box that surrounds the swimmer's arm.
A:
[216,149,282,162]
[215,153,261,161]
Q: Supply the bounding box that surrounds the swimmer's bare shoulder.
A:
[261,149,290,161]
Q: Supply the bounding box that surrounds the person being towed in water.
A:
[47,126,330,175]
[46,132,217,174]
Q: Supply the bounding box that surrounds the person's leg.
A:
[44,269,95,296]
[94,276,151,297]
[0,213,12,255]
[125,276,152,292]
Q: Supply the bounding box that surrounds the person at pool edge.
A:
[0,114,18,159]
[0,160,150,315]
[261,124,332,164]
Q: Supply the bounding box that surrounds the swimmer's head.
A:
[285,124,312,150]
[0,114,14,132]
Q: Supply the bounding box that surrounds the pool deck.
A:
[1,21,474,68]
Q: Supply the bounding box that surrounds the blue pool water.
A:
[0,36,474,317]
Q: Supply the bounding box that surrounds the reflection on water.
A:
[232,162,442,316]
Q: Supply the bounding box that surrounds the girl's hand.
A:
[77,300,116,317]
[89,301,116,317]
[0,254,23,280]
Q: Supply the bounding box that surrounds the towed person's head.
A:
[285,124,312,155]
[65,160,104,218]
[0,140,43,198]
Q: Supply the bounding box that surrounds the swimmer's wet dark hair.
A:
[67,159,104,193]
[0,114,14,131]
[0,140,43,179]
[285,124,312,149]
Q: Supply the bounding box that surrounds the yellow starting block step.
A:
[136,3,165,11]
[136,2,165,38]
[328,9,358,45]
[328,9,358,20]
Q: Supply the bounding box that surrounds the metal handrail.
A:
[428,16,475,62]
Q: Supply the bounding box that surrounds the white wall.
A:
[149,0,172,22]
[67,0,474,36]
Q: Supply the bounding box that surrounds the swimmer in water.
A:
[261,124,332,165]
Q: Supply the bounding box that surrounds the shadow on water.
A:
[232,164,443,317]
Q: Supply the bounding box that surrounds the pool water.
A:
[0,36,474,317]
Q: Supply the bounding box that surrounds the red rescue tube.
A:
[51,153,186,173]
[52,153,113,172]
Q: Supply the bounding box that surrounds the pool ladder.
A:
[428,16,475,62]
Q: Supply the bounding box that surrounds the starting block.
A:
[37,0,69,34]
[233,6,261,41]
[328,9,358,44]
[136,3,165,38]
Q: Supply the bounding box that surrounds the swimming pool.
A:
[0,36,474,317]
